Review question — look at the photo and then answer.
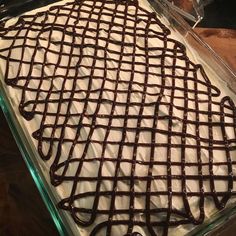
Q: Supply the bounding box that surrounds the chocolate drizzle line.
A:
[1,0,236,235]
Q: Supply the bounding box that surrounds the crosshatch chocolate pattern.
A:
[1,0,236,235]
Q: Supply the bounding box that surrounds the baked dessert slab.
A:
[0,0,236,235]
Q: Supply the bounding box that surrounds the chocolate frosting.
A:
[1,0,236,235]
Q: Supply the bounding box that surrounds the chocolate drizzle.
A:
[1,0,236,235]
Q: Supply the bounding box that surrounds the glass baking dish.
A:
[0,0,236,235]
[162,0,205,27]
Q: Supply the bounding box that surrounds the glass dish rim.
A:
[0,0,235,235]
[162,0,204,25]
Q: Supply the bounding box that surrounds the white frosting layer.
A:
[0,0,236,235]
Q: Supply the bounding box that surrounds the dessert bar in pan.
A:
[0,0,236,235]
